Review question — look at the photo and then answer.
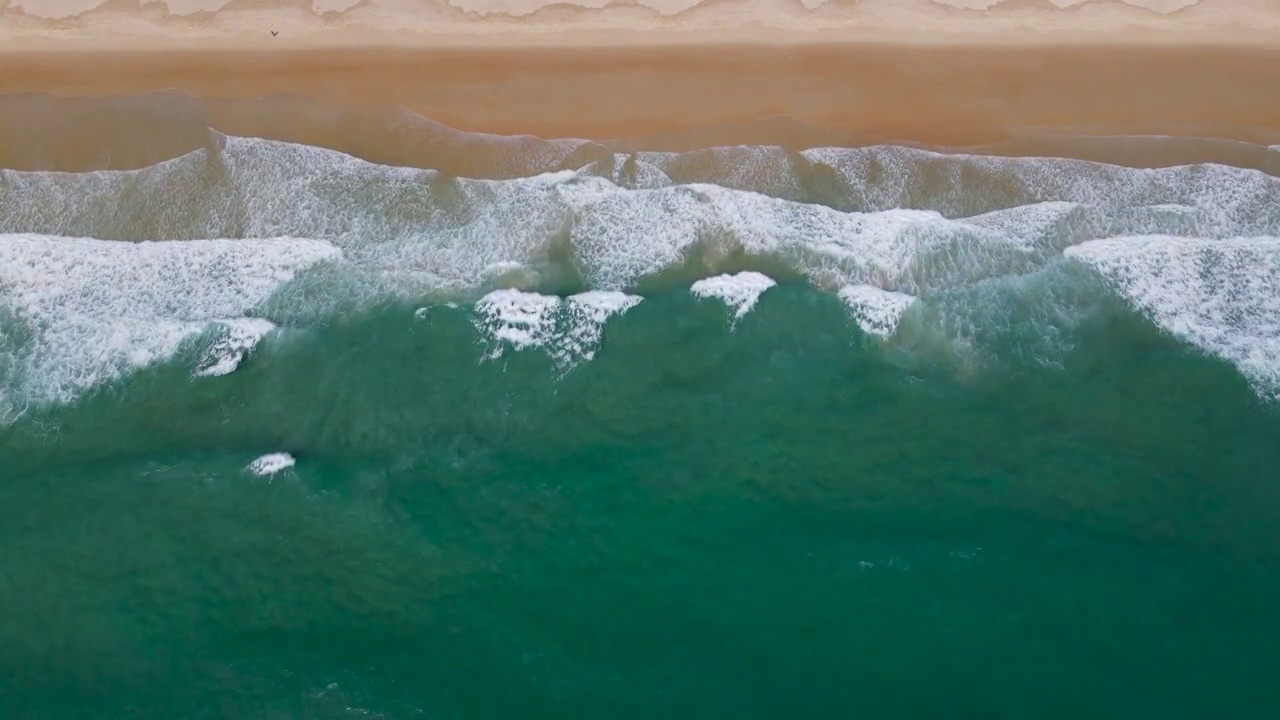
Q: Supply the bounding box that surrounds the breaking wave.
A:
[3,130,1279,419]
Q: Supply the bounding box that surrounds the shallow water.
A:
[2,100,1280,717]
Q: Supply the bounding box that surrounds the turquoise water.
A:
[3,121,1280,717]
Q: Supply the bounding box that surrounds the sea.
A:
[2,94,1280,718]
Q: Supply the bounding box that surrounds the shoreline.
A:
[4,42,1280,149]
[5,2,1280,166]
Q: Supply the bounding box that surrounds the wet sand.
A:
[4,43,1280,151]
[2,1,1280,172]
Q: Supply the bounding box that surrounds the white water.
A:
[193,318,280,378]
[3,134,1280,408]
[691,272,777,321]
[1068,236,1280,400]
[839,285,918,338]
[0,234,339,421]
[7,136,1277,297]
[473,289,641,367]
[246,452,296,477]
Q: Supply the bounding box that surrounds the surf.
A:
[2,130,1279,423]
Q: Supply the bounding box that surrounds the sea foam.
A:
[3,135,1280,402]
[691,272,777,320]
[473,289,641,367]
[246,452,296,477]
[193,318,280,378]
[1067,236,1280,400]
[839,285,918,338]
[0,234,339,421]
[7,137,1278,301]
[4,138,1279,293]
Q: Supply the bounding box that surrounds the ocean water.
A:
[3,115,1280,718]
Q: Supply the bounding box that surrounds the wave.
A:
[245,451,296,477]
[193,318,280,378]
[691,272,777,321]
[470,288,642,366]
[4,134,1277,291]
[2,133,1279,418]
[1067,236,1280,401]
[0,234,340,423]
[839,285,918,338]
[0,92,609,179]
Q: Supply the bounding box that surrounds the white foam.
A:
[639,145,805,200]
[413,302,461,320]
[690,272,777,320]
[1067,235,1280,399]
[473,289,562,357]
[6,136,1277,306]
[193,318,278,378]
[586,154,674,190]
[0,234,339,421]
[561,180,1058,293]
[838,285,918,338]
[560,291,643,363]
[5,135,1280,397]
[219,137,582,296]
[246,452,296,477]
[472,288,640,366]
[800,145,1280,237]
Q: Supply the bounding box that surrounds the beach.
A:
[5,2,1280,718]
[4,1,1280,158]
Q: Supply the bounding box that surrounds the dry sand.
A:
[2,0,1280,157]
[5,1,1280,48]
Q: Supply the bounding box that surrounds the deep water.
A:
[3,285,1280,718]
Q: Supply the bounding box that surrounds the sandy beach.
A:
[2,1,1280,166]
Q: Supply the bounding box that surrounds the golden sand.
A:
[2,1,1279,169]
[5,43,1280,145]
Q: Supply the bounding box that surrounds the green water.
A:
[4,113,1280,716]
[3,284,1279,718]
